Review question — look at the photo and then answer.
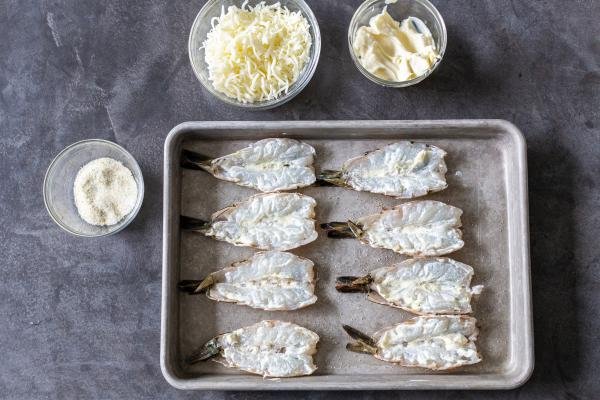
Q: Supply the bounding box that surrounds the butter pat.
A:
[352,10,439,82]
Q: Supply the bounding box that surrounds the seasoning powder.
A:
[73,157,138,226]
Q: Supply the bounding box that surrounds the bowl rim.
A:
[188,0,321,110]
[347,0,447,88]
[43,138,145,238]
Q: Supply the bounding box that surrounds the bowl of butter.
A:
[348,0,446,87]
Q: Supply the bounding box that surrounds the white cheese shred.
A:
[202,1,312,103]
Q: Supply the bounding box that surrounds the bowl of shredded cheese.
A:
[189,0,321,109]
[43,139,144,237]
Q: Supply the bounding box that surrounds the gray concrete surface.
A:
[0,0,598,399]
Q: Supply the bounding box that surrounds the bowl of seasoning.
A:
[188,0,321,110]
[43,139,144,237]
[348,0,446,87]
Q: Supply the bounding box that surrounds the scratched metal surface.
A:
[162,120,531,390]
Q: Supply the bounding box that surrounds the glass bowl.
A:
[43,139,145,237]
[188,0,321,110]
[348,0,447,87]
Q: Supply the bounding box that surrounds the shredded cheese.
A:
[202,1,312,103]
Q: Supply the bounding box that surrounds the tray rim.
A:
[161,119,533,391]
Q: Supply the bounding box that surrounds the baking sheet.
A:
[161,120,533,390]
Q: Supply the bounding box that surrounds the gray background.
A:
[0,0,598,399]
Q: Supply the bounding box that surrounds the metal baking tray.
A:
[161,120,533,390]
